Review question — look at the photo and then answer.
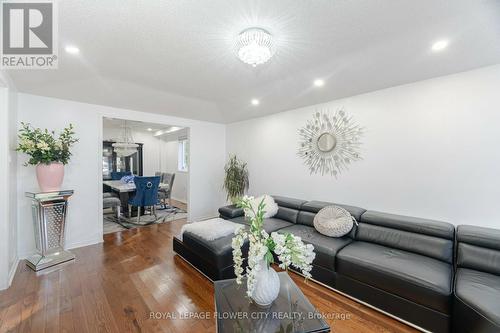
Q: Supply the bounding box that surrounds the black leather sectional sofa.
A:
[173,196,500,333]
[453,225,500,333]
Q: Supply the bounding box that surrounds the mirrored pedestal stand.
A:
[25,190,75,271]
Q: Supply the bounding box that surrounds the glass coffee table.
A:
[214,272,330,333]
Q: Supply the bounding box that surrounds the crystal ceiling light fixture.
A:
[236,28,275,67]
[112,121,139,157]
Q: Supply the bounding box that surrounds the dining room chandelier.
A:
[112,121,139,157]
[236,28,275,67]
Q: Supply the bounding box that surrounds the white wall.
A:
[0,77,18,290]
[160,136,189,203]
[227,65,500,229]
[7,86,18,284]
[17,94,225,259]
[0,87,9,290]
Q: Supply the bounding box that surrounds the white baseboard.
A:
[66,236,103,250]
[0,257,20,291]
[0,280,7,291]
[8,257,19,287]
[171,196,187,204]
[19,237,104,260]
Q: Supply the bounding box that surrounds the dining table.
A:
[103,180,169,217]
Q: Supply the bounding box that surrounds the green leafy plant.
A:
[223,154,249,204]
[16,122,79,166]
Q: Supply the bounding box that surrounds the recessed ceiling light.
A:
[65,45,80,54]
[314,79,325,87]
[431,40,449,52]
[251,99,260,106]
[147,128,153,131]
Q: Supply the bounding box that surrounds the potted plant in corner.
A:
[16,122,78,192]
[223,154,250,204]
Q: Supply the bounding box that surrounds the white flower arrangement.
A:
[16,122,78,166]
[231,196,316,297]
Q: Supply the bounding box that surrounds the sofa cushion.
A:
[337,241,453,314]
[355,223,454,264]
[455,268,500,325]
[357,211,454,263]
[457,225,500,275]
[244,195,279,218]
[272,195,307,210]
[297,201,365,231]
[360,211,454,239]
[219,205,244,219]
[302,201,366,221]
[274,206,299,223]
[457,243,500,276]
[457,225,500,251]
[278,224,352,270]
[313,205,355,237]
[230,216,294,233]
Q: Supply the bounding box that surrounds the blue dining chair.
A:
[111,171,132,180]
[128,176,160,224]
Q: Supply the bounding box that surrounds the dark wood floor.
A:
[0,208,418,333]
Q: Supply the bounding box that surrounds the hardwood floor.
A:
[168,199,187,212]
[0,215,418,333]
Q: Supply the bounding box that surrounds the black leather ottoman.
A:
[173,198,297,281]
[173,232,247,281]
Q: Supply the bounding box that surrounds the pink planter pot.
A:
[36,162,65,192]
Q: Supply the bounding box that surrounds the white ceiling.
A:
[6,0,500,123]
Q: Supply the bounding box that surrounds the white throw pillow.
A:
[245,195,279,219]
[313,205,356,237]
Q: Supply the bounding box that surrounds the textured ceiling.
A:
[6,0,500,123]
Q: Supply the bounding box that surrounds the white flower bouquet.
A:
[16,122,78,166]
[232,196,316,299]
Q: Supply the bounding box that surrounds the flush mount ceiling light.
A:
[251,99,260,106]
[236,28,275,67]
[431,40,449,52]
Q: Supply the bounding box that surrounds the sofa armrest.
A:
[219,205,244,219]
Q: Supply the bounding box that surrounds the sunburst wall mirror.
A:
[298,108,363,177]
